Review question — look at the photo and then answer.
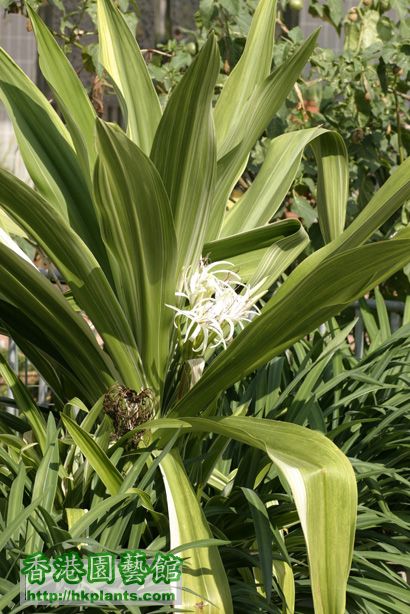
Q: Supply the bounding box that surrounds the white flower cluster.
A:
[168,260,261,354]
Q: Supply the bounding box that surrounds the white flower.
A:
[167,260,261,354]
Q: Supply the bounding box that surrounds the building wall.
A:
[298,1,356,51]
[0,13,36,180]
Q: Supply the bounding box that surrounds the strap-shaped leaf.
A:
[0,243,115,403]
[97,0,161,154]
[94,121,176,393]
[0,352,46,453]
[278,156,410,295]
[26,416,60,552]
[0,208,26,238]
[0,300,84,403]
[0,167,144,392]
[207,30,319,241]
[215,0,277,157]
[310,131,349,242]
[160,449,233,612]
[221,127,348,241]
[204,219,309,292]
[0,227,33,266]
[61,414,123,496]
[6,463,26,543]
[171,233,410,418]
[337,156,410,251]
[151,35,219,274]
[27,5,97,176]
[0,49,105,264]
[242,487,273,601]
[152,416,357,614]
[0,496,43,552]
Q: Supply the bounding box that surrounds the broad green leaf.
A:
[94,121,176,393]
[221,127,347,241]
[61,414,123,496]
[0,243,115,403]
[310,131,348,242]
[0,407,30,433]
[66,508,87,532]
[207,30,319,240]
[269,156,410,298]
[0,300,81,404]
[26,5,97,176]
[169,538,231,555]
[159,449,233,612]
[151,416,357,614]
[0,48,106,265]
[215,0,278,156]
[334,154,410,253]
[151,35,219,274]
[0,227,33,266]
[204,219,309,292]
[97,0,161,154]
[0,167,144,391]
[0,208,26,238]
[171,234,410,418]
[0,351,46,452]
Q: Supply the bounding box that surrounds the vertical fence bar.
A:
[390,311,402,332]
[354,305,364,360]
[7,338,18,415]
[38,378,48,405]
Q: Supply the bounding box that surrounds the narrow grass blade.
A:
[242,487,273,601]
[6,463,26,543]
[0,352,46,452]
[61,414,123,496]
[26,416,59,552]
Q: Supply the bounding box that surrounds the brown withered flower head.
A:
[103,384,153,446]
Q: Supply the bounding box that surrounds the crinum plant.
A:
[0,0,410,611]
